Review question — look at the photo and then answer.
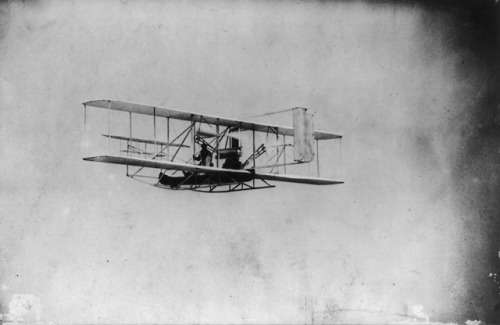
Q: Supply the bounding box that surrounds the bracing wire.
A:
[339,138,343,180]
[239,107,295,119]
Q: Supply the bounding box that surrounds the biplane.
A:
[82,100,343,193]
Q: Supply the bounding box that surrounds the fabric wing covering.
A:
[83,100,341,140]
[83,156,342,185]
[293,108,315,162]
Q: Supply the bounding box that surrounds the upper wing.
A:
[83,155,253,176]
[84,155,342,185]
[84,100,341,140]
[254,172,343,185]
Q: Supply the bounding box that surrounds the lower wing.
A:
[83,155,343,185]
[83,155,252,176]
[254,172,343,185]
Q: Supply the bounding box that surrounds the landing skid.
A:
[157,181,275,193]
[128,168,276,193]
[155,175,275,193]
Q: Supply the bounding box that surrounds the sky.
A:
[1,0,500,324]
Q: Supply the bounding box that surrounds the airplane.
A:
[82,100,343,193]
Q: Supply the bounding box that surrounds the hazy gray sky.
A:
[1,0,499,323]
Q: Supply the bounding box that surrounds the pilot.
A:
[194,143,213,166]
[222,138,242,169]
[222,150,242,169]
